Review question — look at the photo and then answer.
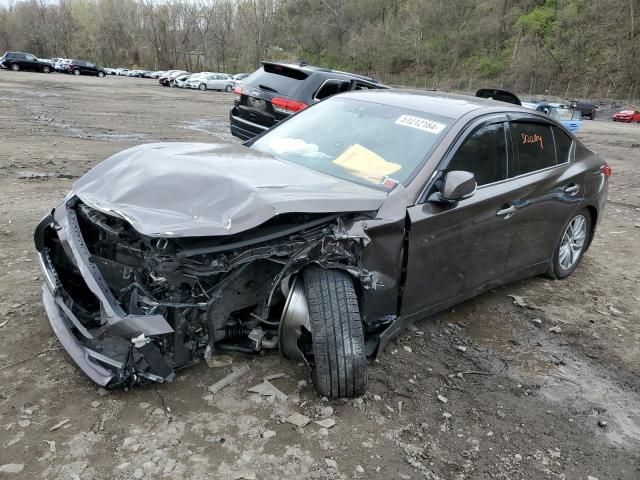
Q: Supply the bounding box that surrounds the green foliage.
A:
[516,0,558,39]
[0,0,637,97]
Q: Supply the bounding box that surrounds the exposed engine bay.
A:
[39,196,379,387]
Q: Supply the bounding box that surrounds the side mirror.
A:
[437,170,477,203]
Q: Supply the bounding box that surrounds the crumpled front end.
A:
[35,195,379,388]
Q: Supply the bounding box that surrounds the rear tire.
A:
[10,63,19,71]
[548,209,592,279]
[225,84,232,92]
[97,71,104,78]
[199,83,206,91]
[73,69,80,76]
[303,266,367,398]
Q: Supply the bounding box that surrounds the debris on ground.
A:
[549,326,562,333]
[437,395,448,404]
[0,464,25,474]
[315,418,336,429]
[48,419,70,431]
[286,412,311,428]
[508,294,542,310]
[247,380,288,401]
[205,354,234,368]
[43,440,56,453]
[208,364,250,393]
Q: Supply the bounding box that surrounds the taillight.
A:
[602,164,612,177]
[271,97,308,114]
[234,86,243,101]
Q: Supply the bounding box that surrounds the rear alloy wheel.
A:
[302,266,367,398]
[199,83,206,91]
[549,209,591,279]
[73,69,80,76]
[97,71,104,78]
[42,65,51,73]
[10,63,19,71]
[225,84,232,92]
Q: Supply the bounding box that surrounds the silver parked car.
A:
[188,73,234,92]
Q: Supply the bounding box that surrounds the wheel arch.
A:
[583,204,598,252]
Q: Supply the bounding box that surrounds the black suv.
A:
[67,60,106,77]
[230,62,388,140]
[0,51,52,73]
[571,100,597,119]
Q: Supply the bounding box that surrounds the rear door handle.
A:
[496,205,517,218]
[564,184,580,195]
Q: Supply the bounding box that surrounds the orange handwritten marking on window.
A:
[521,133,544,150]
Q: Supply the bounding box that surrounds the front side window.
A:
[251,97,452,190]
[446,123,508,186]
[511,122,556,176]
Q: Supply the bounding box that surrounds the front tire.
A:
[199,83,206,91]
[548,209,592,279]
[10,63,19,71]
[97,71,104,78]
[42,65,51,73]
[73,69,80,76]
[225,84,232,92]
[303,266,367,398]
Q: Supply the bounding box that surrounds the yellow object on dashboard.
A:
[332,144,401,184]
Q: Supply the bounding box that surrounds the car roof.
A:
[262,61,381,84]
[337,89,529,119]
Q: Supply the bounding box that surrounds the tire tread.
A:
[303,266,366,398]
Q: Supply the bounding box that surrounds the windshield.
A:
[251,97,452,190]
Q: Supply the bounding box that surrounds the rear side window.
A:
[553,127,572,164]
[511,122,555,176]
[315,80,350,100]
[242,65,309,95]
[447,123,508,186]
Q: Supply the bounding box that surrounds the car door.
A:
[85,62,96,75]
[13,53,27,69]
[401,115,522,317]
[503,118,586,272]
[204,75,215,89]
[24,53,38,71]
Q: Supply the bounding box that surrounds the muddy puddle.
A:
[179,119,237,142]
[459,305,640,447]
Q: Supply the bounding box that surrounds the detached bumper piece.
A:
[35,198,175,387]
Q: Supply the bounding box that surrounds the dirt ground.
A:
[0,71,638,480]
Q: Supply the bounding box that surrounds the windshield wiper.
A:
[258,84,278,93]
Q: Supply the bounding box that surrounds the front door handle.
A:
[564,184,580,195]
[496,205,517,218]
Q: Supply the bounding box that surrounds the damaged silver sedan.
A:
[35,90,609,397]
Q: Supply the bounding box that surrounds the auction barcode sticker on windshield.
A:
[395,114,446,134]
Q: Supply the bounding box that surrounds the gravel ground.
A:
[0,71,639,480]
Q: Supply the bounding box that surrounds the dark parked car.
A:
[0,51,52,73]
[230,61,388,140]
[35,90,610,397]
[571,100,597,119]
[68,60,106,77]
